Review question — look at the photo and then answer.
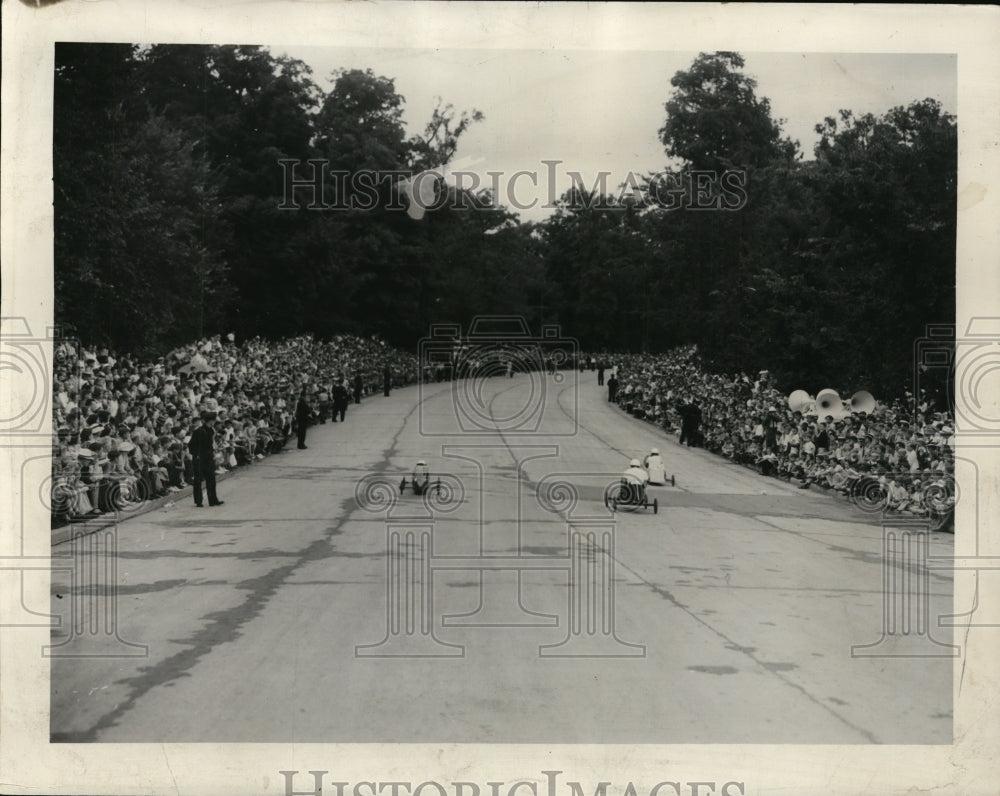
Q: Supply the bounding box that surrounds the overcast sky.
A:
[278,47,957,222]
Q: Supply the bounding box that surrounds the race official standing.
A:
[607,373,619,403]
[188,412,223,507]
[677,399,703,447]
[295,389,311,449]
[383,365,392,397]
[333,378,350,423]
[353,373,364,404]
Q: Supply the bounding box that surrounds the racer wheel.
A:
[617,499,641,513]
[605,482,625,510]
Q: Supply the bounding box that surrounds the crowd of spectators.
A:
[594,346,956,526]
[49,333,419,526]
[48,333,956,528]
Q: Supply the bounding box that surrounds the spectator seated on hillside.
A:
[606,346,954,518]
[757,449,779,477]
[49,333,421,526]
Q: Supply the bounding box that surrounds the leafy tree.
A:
[542,189,664,352]
[806,98,957,396]
[54,44,229,355]
[304,69,485,345]
[314,68,409,174]
[136,45,321,339]
[659,52,798,172]
[53,43,954,411]
[409,99,485,172]
[644,54,799,372]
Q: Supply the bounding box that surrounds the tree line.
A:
[54,47,955,399]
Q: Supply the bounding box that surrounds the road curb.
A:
[51,468,238,546]
[607,400,897,512]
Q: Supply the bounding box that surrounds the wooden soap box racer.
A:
[604,450,676,514]
[399,460,442,496]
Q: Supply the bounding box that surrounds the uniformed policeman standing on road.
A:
[295,388,311,449]
[333,377,350,423]
[188,411,224,507]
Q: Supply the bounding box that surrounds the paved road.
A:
[50,371,955,743]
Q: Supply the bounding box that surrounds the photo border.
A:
[2,1,998,793]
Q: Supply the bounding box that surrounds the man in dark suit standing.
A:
[188,411,223,507]
[383,365,392,397]
[353,372,364,404]
[607,373,619,403]
[333,378,350,423]
[295,388,311,449]
[676,399,703,447]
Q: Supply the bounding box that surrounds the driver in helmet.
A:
[622,457,649,503]
[643,447,667,485]
[400,459,433,495]
[412,460,431,495]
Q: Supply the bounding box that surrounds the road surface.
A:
[50,371,955,743]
